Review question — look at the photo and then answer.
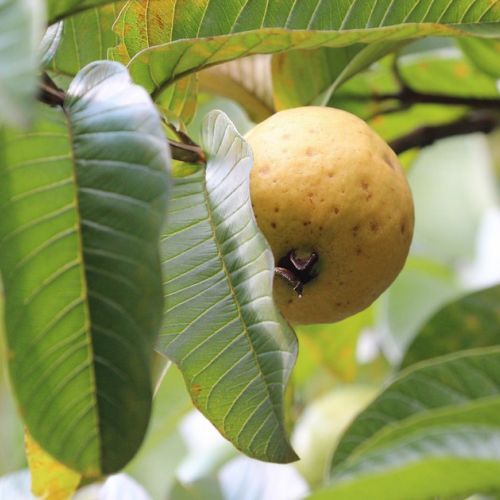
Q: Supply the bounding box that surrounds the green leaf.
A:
[458,37,500,79]
[123,0,500,99]
[49,3,125,79]
[402,285,500,369]
[0,0,45,127]
[272,42,401,110]
[331,347,500,468]
[47,0,117,24]
[0,61,170,476]
[158,110,298,463]
[310,348,500,499]
[314,428,500,500]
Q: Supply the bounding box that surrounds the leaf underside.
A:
[158,111,298,463]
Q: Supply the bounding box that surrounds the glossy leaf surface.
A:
[0,61,170,476]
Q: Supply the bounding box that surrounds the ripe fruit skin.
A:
[247,106,414,325]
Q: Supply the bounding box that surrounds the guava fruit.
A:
[247,106,414,325]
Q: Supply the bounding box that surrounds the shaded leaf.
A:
[25,430,81,499]
[124,0,500,99]
[402,285,500,368]
[158,110,298,463]
[0,61,170,475]
[272,42,401,110]
[0,0,45,127]
[47,0,117,24]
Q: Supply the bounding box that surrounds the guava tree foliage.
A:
[0,0,499,498]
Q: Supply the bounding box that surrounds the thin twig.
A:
[38,74,206,164]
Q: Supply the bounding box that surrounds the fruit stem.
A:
[275,250,319,297]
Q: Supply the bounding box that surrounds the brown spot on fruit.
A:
[334,207,339,214]
[370,221,379,232]
[271,222,277,229]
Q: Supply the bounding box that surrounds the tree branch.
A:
[389,112,499,155]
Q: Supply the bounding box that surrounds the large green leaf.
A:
[0,0,45,127]
[307,348,500,499]
[402,285,500,368]
[331,347,500,469]
[0,61,170,476]
[47,0,117,24]
[49,3,125,79]
[158,110,298,463]
[124,0,500,98]
[314,428,500,499]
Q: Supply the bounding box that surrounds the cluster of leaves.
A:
[0,0,499,498]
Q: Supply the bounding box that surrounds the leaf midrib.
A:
[62,101,101,473]
[202,144,284,436]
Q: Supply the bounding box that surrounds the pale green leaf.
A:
[313,427,500,500]
[40,22,64,68]
[331,347,500,469]
[158,110,298,463]
[123,0,500,99]
[307,348,500,499]
[0,61,170,476]
[0,0,45,127]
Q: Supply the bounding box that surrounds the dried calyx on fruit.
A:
[247,106,414,325]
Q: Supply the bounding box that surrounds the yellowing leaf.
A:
[25,430,81,500]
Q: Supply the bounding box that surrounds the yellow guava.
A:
[247,106,414,325]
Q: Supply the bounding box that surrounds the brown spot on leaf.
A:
[191,384,202,398]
